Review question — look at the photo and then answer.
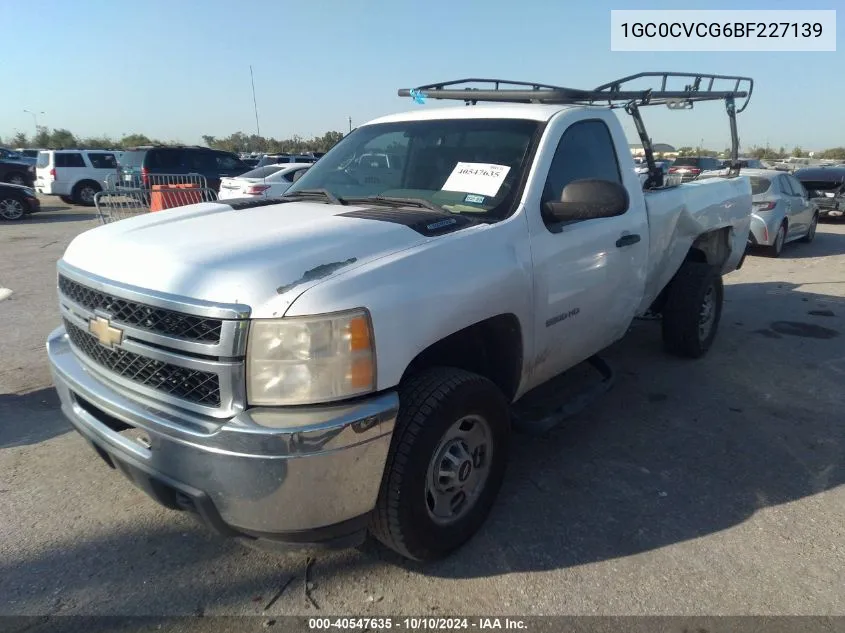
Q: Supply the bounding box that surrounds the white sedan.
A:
[218,163,312,201]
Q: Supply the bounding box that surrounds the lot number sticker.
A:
[442,163,511,197]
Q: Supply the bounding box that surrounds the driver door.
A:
[528,116,648,387]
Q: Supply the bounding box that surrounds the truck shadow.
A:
[0,387,71,449]
[0,282,842,617]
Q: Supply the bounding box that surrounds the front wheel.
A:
[0,195,27,220]
[661,261,724,359]
[370,367,510,561]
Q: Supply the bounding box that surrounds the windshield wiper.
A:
[344,195,450,213]
[282,189,344,205]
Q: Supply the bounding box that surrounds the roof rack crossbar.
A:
[400,71,753,113]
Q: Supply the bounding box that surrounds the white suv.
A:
[35,150,119,206]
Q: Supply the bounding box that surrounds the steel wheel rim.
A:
[425,414,492,525]
[698,284,717,341]
[80,187,96,204]
[0,198,24,219]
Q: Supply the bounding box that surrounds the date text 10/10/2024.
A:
[308,617,528,630]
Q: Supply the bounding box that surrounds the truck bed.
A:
[638,176,752,314]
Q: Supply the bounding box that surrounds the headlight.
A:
[246,308,375,406]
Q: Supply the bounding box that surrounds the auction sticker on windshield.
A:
[442,163,511,197]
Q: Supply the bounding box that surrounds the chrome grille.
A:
[58,275,222,343]
[64,318,221,407]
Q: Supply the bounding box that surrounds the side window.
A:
[56,153,85,168]
[787,175,807,197]
[149,150,183,170]
[216,154,243,170]
[542,119,622,204]
[88,153,117,169]
[184,151,214,171]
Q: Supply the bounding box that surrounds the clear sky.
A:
[2,0,841,150]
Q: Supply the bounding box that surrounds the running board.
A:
[511,355,615,436]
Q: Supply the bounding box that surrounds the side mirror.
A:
[543,179,629,224]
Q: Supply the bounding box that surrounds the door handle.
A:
[616,234,641,248]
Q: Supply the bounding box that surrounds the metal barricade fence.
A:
[104,171,208,191]
[95,179,218,224]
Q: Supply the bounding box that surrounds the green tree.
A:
[819,147,845,159]
[12,132,28,147]
[33,126,51,148]
[676,146,695,157]
[120,133,154,148]
[792,146,807,158]
[49,128,78,148]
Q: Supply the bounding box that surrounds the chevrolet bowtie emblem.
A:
[89,316,124,348]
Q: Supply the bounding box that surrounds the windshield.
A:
[286,118,539,218]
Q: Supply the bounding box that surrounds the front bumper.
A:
[47,326,398,548]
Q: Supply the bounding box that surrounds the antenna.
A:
[250,65,261,138]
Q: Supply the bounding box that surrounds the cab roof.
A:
[366,103,580,126]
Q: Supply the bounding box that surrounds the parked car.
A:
[0,182,41,221]
[218,163,312,201]
[793,166,845,218]
[117,146,251,192]
[15,148,43,160]
[701,169,817,256]
[34,150,119,206]
[256,154,320,168]
[46,71,752,562]
[0,158,35,187]
[241,157,260,168]
[667,156,723,182]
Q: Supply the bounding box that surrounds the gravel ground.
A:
[1,198,843,623]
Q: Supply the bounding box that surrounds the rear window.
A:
[671,158,701,167]
[55,153,85,168]
[241,165,285,178]
[36,152,50,168]
[749,177,771,195]
[118,151,145,168]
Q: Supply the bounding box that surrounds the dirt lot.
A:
[1,198,844,619]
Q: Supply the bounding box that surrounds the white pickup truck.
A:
[47,73,753,561]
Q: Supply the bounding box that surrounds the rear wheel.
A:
[73,180,101,206]
[766,222,787,257]
[5,172,26,186]
[370,367,510,561]
[0,195,27,221]
[800,214,818,243]
[661,261,724,359]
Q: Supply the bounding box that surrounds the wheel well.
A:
[401,314,523,401]
[686,227,732,268]
[73,179,102,192]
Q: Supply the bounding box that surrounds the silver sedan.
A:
[743,169,819,257]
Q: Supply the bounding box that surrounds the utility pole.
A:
[348,117,352,133]
[23,110,45,140]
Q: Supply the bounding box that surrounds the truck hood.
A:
[62,200,430,315]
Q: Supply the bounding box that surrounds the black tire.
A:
[5,172,27,187]
[59,195,75,204]
[800,213,819,243]
[661,261,724,359]
[766,221,787,257]
[72,180,101,207]
[370,367,510,561]
[0,194,27,221]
